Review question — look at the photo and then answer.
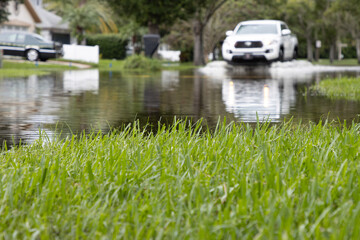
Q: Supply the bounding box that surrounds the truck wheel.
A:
[278,48,284,62]
[26,49,39,61]
[292,48,298,60]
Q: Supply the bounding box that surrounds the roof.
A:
[27,0,69,32]
[3,19,32,27]
[24,0,41,23]
[240,20,285,25]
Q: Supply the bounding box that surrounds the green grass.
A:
[0,60,79,78]
[98,58,197,72]
[1,57,196,76]
[0,68,49,78]
[2,60,78,70]
[313,58,360,66]
[1,120,360,239]
[312,77,360,101]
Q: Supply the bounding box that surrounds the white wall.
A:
[62,44,99,64]
[5,1,36,32]
[40,29,51,41]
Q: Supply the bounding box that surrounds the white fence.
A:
[158,50,181,62]
[63,44,99,64]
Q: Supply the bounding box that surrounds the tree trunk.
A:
[193,19,205,66]
[76,26,85,45]
[329,43,335,64]
[148,22,159,35]
[356,38,360,64]
[306,35,313,62]
[212,46,217,61]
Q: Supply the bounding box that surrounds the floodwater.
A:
[1,60,360,145]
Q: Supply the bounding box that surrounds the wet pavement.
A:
[1,60,360,146]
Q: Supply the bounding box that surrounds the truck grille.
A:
[235,41,263,48]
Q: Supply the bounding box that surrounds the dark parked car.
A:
[0,31,63,61]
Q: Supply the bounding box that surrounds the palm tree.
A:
[44,0,118,44]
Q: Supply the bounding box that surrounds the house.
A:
[0,0,72,44]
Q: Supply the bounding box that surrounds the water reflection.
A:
[222,79,282,121]
[1,62,360,146]
[201,61,360,122]
[63,69,99,94]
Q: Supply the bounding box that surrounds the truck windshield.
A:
[236,24,278,35]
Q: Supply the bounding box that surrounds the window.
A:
[281,24,288,30]
[25,35,40,44]
[237,24,278,35]
[0,33,17,42]
[0,34,7,42]
[16,34,25,43]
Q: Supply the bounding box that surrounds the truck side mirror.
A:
[281,29,291,36]
[226,30,234,36]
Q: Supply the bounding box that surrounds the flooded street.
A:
[1,60,360,145]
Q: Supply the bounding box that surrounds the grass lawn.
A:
[0,68,49,78]
[1,120,359,239]
[312,58,360,66]
[0,57,197,77]
[98,58,198,72]
[312,77,360,101]
[0,60,78,78]
[2,60,78,70]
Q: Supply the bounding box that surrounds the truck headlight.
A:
[263,39,278,46]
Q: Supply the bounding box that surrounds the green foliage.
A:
[86,34,128,60]
[1,120,360,238]
[45,0,118,44]
[0,69,49,78]
[123,55,161,71]
[341,46,357,59]
[108,0,194,33]
[312,77,360,101]
[0,0,10,24]
[1,60,77,71]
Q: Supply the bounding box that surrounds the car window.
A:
[7,33,17,42]
[0,33,7,42]
[281,24,288,30]
[0,33,17,42]
[33,34,51,43]
[237,24,278,35]
[34,36,45,43]
[25,35,41,44]
[16,34,26,43]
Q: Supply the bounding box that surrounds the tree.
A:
[321,1,345,64]
[0,0,10,24]
[190,0,228,66]
[284,0,322,62]
[335,0,360,64]
[107,0,193,35]
[45,0,118,44]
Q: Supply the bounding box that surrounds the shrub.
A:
[86,34,128,60]
[123,55,161,71]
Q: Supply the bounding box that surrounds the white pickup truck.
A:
[222,20,298,64]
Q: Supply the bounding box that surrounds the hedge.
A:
[86,34,128,60]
